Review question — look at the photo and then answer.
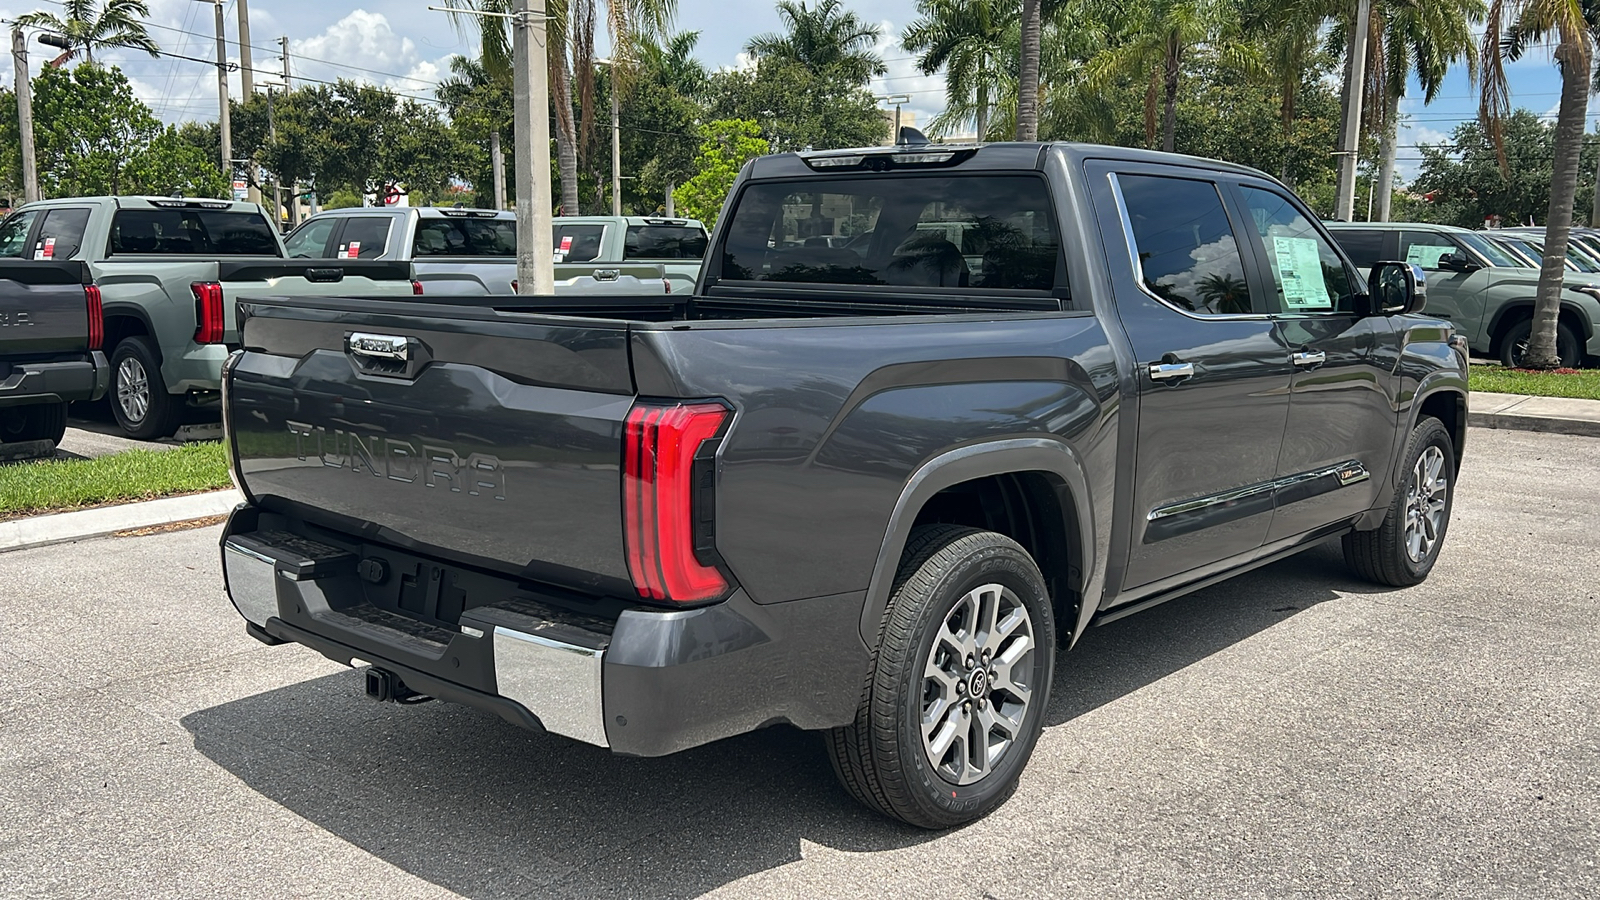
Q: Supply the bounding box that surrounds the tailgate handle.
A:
[306,267,345,283]
[594,268,620,282]
[348,332,411,361]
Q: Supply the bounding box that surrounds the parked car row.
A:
[0,198,710,443]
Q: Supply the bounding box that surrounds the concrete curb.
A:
[1468,392,1600,438]
[0,489,242,554]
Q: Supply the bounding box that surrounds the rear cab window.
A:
[624,224,707,260]
[110,208,279,255]
[412,217,516,257]
[717,174,1062,293]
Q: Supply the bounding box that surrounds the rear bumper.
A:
[0,352,109,406]
[220,507,868,757]
[162,342,229,394]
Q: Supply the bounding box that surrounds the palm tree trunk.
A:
[976,83,989,142]
[1375,92,1399,222]
[551,58,581,215]
[1527,36,1592,369]
[1016,0,1041,141]
[1161,35,1180,154]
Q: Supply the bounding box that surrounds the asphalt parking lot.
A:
[2,426,1597,899]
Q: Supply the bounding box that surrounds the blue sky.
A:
[0,1,1584,181]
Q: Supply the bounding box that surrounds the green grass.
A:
[0,441,231,518]
[1472,365,1600,400]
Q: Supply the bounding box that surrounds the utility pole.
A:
[1334,0,1371,222]
[595,58,622,215]
[512,0,555,294]
[237,0,258,203]
[491,130,506,210]
[11,26,40,203]
[279,35,291,89]
[198,0,233,181]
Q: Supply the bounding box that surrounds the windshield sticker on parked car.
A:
[1271,236,1332,310]
[33,237,55,260]
[1406,244,1456,269]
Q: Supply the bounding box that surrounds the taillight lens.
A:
[192,281,225,344]
[623,401,730,603]
[411,279,425,295]
[84,285,103,351]
[664,277,672,294]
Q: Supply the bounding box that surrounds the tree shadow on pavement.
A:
[180,538,1392,899]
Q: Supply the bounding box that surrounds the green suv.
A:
[1328,221,1599,368]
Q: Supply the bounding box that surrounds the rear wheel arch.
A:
[1488,301,1592,357]
[102,307,159,364]
[860,439,1095,656]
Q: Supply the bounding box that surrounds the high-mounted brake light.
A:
[411,279,425,295]
[623,401,731,603]
[84,285,103,351]
[191,281,225,344]
[807,154,864,169]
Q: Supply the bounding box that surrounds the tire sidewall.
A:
[1391,418,1456,581]
[882,538,1055,825]
[109,338,171,439]
[1502,319,1579,368]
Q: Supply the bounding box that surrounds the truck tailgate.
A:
[227,296,636,592]
[0,261,93,355]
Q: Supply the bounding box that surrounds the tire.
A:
[1343,416,1456,587]
[110,336,182,440]
[0,402,67,445]
[825,525,1056,829]
[1499,318,1581,368]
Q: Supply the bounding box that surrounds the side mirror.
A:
[1438,252,1480,273]
[1367,261,1427,315]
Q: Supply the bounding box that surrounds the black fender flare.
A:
[857,437,1100,651]
[1485,299,1596,346]
[99,303,160,362]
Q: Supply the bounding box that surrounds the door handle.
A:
[1291,350,1327,368]
[1148,361,1196,382]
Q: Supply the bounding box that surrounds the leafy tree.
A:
[1407,110,1598,229]
[708,59,886,151]
[620,33,708,214]
[15,0,159,65]
[0,64,223,198]
[1483,0,1595,368]
[903,0,1018,140]
[673,119,768,226]
[438,55,511,208]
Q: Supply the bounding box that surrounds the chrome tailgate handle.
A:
[1148,362,1195,382]
[594,268,620,282]
[1291,350,1327,368]
[347,333,411,361]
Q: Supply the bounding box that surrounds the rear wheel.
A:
[110,336,181,439]
[1343,416,1455,587]
[1500,318,1582,369]
[825,525,1055,829]
[0,402,67,446]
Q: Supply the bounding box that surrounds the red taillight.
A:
[623,401,730,603]
[411,279,425,295]
[84,285,103,351]
[664,277,672,294]
[191,281,225,344]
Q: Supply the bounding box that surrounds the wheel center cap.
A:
[967,668,989,698]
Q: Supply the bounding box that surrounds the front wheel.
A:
[825,525,1055,829]
[1343,416,1456,587]
[1500,318,1582,369]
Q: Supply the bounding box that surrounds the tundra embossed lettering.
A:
[284,420,505,500]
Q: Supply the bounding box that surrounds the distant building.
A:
[879,108,918,144]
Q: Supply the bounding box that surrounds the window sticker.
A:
[35,237,56,260]
[1271,236,1331,310]
[347,241,361,258]
[1406,243,1456,269]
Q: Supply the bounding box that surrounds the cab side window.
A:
[1238,187,1356,313]
[336,217,389,259]
[284,218,337,258]
[0,211,38,258]
[1117,174,1256,315]
[1399,231,1461,271]
[1330,229,1385,272]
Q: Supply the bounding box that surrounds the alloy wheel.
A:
[920,583,1036,785]
[117,357,150,424]
[1404,445,1448,563]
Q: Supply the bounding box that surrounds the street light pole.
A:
[11,26,40,203]
[874,93,911,144]
[596,58,622,216]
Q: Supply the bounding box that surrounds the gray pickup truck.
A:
[285,206,670,297]
[0,197,419,439]
[0,260,107,453]
[219,142,1467,828]
[552,215,708,295]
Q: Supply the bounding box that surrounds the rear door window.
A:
[284,218,338,258]
[1115,174,1257,314]
[32,208,92,260]
[1330,229,1385,271]
[412,217,517,257]
[336,216,390,259]
[0,211,40,258]
[624,225,707,260]
[553,224,606,262]
[110,209,279,255]
[719,175,1061,290]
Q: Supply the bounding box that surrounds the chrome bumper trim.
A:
[492,626,609,748]
[222,538,280,627]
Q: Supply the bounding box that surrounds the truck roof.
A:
[17,196,263,213]
[305,206,514,220]
[555,215,707,229]
[753,141,1279,182]
[1323,221,1477,234]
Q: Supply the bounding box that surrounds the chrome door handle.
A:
[1148,362,1195,382]
[1291,350,1327,368]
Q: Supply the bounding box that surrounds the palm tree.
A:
[1017,0,1041,140]
[1085,0,1258,153]
[1481,0,1592,368]
[16,0,160,65]
[1366,0,1483,220]
[746,0,886,83]
[903,0,1018,140]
